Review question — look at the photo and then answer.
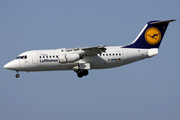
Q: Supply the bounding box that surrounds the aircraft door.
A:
[122,49,128,61]
[32,52,38,64]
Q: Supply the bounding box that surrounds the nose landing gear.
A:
[15,71,20,78]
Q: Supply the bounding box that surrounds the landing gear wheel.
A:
[76,69,89,78]
[77,70,83,78]
[82,70,89,76]
[77,73,83,78]
[16,74,20,78]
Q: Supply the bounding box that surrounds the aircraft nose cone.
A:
[3,63,10,69]
[3,60,20,70]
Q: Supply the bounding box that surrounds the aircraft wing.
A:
[66,45,107,54]
[81,45,106,54]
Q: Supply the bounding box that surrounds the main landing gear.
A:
[15,71,20,78]
[76,69,89,78]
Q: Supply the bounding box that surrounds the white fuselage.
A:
[6,46,155,72]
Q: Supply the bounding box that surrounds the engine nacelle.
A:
[58,54,80,63]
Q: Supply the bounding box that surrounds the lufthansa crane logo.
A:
[145,27,161,45]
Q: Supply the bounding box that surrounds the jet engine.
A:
[58,54,80,63]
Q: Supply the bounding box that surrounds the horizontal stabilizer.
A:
[150,19,176,25]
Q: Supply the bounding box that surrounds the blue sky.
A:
[1,0,180,120]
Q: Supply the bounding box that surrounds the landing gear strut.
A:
[76,69,89,78]
[15,71,20,78]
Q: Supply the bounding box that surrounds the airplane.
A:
[4,19,175,78]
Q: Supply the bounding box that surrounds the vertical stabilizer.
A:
[123,20,176,49]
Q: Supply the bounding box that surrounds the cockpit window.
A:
[16,56,20,59]
[16,55,27,59]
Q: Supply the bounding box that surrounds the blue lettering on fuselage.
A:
[40,59,58,63]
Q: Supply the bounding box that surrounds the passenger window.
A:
[43,56,45,58]
[109,54,111,56]
[106,54,108,56]
[119,53,121,56]
[53,56,55,58]
[46,56,48,58]
[25,55,27,59]
[40,56,41,58]
[49,56,51,58]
